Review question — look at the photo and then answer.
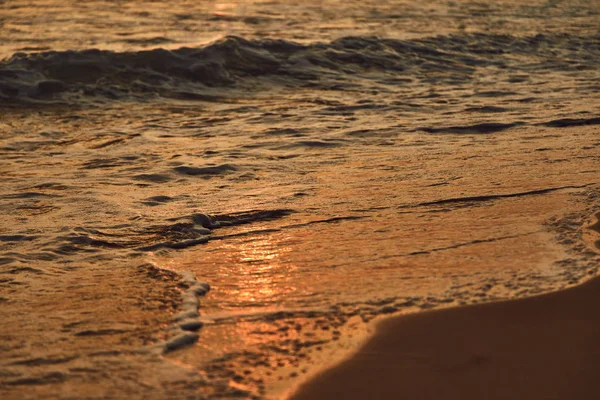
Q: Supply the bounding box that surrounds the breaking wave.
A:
[1,33,598,104]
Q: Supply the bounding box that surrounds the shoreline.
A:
[289,272,600,400]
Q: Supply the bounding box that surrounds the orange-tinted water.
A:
[1,1,599,398]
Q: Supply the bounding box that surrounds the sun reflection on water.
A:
[221,235,298,307]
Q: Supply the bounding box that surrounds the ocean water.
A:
[1,1,600,398]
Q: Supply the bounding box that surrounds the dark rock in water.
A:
[188,209,293,231]
[192,213,220,229]
[37,80,67,95]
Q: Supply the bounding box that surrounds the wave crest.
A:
[0,33,597,103]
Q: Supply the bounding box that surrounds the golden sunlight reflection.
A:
[221,235,298,306]
[213,1,242,12]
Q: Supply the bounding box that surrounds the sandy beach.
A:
[291,272,600,400]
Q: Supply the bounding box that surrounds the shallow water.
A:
[1,1,600,399]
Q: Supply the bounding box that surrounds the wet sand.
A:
[290,274,600,400]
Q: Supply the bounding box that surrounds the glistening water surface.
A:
[1,1,600,399]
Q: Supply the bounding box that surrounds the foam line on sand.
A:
[143,265,210,355]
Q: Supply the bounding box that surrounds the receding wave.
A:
[0,33,598,104]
